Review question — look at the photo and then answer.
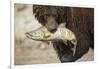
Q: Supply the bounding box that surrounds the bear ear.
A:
[33,5,41,14]
[33,5,37,13]
[33,5,38,14]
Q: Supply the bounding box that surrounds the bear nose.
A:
[49,28,57,33]
[46,23,58,33]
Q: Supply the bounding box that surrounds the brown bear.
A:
[33,5,94,62]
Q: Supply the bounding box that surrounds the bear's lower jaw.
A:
[59,54,78,62]
[59,51,83,62]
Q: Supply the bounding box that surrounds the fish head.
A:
[25,30,45,40]
[25,27,54,41]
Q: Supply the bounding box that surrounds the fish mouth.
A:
[25,33,34,39]
[25,32,45,41]
[25,32,53,41]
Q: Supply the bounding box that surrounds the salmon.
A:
[25,26,77,56]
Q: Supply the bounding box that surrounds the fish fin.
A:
[59,22,66,28]
[49,41,53,46]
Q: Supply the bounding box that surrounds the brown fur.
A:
[33,5,94,62]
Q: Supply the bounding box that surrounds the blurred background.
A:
[14,4,94,65]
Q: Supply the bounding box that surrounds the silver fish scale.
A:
[26,27,77,56]
[26,27,76,41]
